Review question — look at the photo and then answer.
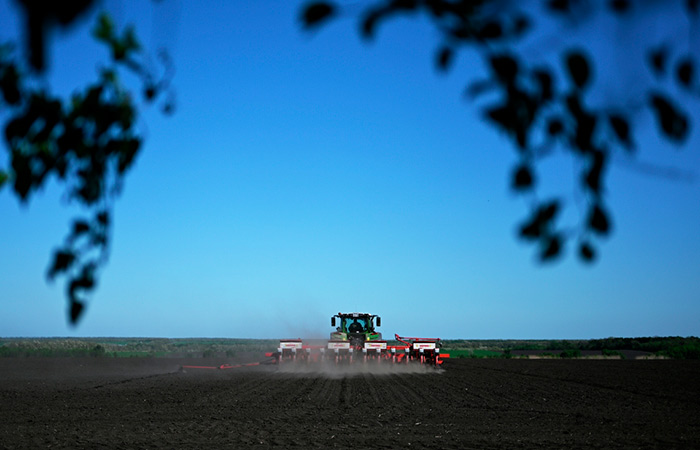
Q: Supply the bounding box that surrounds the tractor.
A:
[273,312,449,366]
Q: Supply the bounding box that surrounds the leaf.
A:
[512,164,534,191]
[69,265,96,294]
[144,84,156,101]
[48,250,76,279]
[539,201,559,222]
[10,152,32,201]
[0,63,21,105]
[609,114,633,149]
[540,235,562,261]
[96,210,110,227]
[548,0,570,12]
[583,150,605,195]
[485,89,538,150]
[609,0,630,13]
[116,138,141,174]
[301,2,335,29]
[490,54,518,85]
[566,95,597,152]
[92,13,115,43]
[361,10,381,39]
[69,300,85,325]
[649,93,690,143]
[565,50,591,89]
[519,201,559,240]
[588,204,612,235]
[485,104,514,131]
[519,220,541,240]
[484,96,532,150]
[72,220,90,236]
[648,46,668,77]
[360,2,420,40]
[122,26,141,53]
[436,46,454,72]
[574,114,597,153]
[111,41,127,61]
[579,241,595,262]
[676,57,695,88]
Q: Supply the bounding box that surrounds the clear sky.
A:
[1,1,699,339]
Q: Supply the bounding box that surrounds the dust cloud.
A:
[274,360,443,378]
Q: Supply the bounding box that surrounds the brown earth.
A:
[0,356,699,449]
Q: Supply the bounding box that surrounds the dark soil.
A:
[1,357,698,449]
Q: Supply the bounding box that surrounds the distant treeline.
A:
[0,345,109,358]
[582,336,700,359]
[509,336,700,359]
[442,337,700,359]
[0,338,279,358]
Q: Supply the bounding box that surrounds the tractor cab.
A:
[330,312,382,348]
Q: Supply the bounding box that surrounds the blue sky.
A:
[1,1,699,339]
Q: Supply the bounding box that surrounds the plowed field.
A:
[1,357,699,449]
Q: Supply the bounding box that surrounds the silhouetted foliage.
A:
[1,4,173,324]
[301,0,700,263]
[3,2,699,324]
[301,2,335,29]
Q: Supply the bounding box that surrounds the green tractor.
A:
[330,312,383,350]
